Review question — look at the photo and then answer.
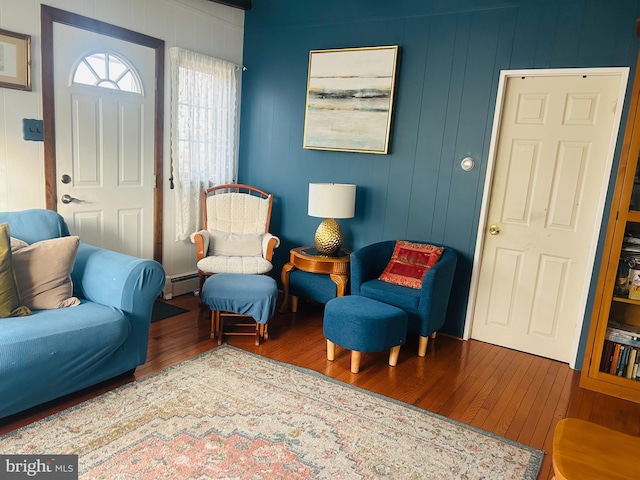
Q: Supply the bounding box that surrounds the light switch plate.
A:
[22,118,44,141]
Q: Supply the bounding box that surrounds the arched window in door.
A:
[72,51,142,94]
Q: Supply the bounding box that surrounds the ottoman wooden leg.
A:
[210,311,218,340]
[418,336,429,357]
[254,323,260,346]
[389,345,401,366]
[326,340,336,361]
[351,351,362,374]
[217,312,223,346]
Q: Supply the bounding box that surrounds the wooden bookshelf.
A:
[627,210,640,223]
[580,48,640,403]
[612,296,640,305]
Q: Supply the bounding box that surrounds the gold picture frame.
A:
[0,28,31,91]
[303,45,399,154]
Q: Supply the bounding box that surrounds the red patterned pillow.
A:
[379,241,444,289]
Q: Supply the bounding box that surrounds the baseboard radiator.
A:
[163,273,199,300]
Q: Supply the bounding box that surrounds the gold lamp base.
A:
[314,218,343,256]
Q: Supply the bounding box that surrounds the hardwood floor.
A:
[2,293,640,480]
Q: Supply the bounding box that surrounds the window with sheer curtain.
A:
[169,47,240,241]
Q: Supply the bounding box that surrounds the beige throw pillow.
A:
[10,237,28,252]
[12,236,81,309]
[209,230,263,257]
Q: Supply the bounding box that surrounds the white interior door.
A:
[53,23,155,259]
[469,69,628,364]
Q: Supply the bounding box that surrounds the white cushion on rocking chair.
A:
[197,255,273,275]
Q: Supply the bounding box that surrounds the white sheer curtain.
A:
[170,47,240,240]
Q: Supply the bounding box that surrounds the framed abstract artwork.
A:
[0,28,31,91]
[303,45,399,154]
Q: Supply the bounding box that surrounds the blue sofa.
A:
[0,209,165,418]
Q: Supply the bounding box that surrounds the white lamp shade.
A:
[308,183,356,219]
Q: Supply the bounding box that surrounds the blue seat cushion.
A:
[323,296,407,352]
[289,270,338,304]
[359,279,420,315]
[0,302,129,413]
[201,273,277,324]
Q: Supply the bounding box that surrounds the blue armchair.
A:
[350,240,457,356]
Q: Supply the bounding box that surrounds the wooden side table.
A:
[280,246,350,313]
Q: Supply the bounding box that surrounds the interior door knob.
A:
[60,194,77,204]
[489,224,501,235]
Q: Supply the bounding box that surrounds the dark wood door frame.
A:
[41,5,165,264]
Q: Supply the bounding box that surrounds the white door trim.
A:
[464,67,629,368]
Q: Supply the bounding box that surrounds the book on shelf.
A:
[627,348,637,379]
[601,339,640,381]
[610,343,622,375]
[617,346,628,376]
[601,340,615,372]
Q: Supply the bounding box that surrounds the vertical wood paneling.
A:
[401,17,431,241]
[51,0,83,16]
[142,0,168,40]
[382,42,417,238]
[549,2,583,67]
[79,0,96,18]
[611,1,640,67]
[0,0,42,210]
[431,13,471,244]
[0,95,8,210]
[509,3,541,68]
[445,9,503,249]
[577,1,625,67]
[95,0,133,29]
[409,16,456,241]
[241,0,640,341]
[131,0,145,30]
[171,4,196,51]
[0,0,244,281]
[533,2,559,68]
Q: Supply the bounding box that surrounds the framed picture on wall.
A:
[303,45,399,154]
[0,28,31,91]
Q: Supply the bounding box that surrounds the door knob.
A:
[60,194,77,204]
[488,224,501,235]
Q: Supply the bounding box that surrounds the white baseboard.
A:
[163,273,199,300]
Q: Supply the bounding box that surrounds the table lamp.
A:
[308,183,356,256]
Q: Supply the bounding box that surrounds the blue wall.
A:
[238,0,640,359]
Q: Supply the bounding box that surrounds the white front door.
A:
[469,69,628,364]
[53,23,155,259]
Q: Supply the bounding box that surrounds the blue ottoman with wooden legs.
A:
[323,295,408,373]
[201,273,277,346]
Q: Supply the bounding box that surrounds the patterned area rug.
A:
[0,346,543,479]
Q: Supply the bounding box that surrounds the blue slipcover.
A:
[201,273,277,324]
[0,209,165,418]
[289,270,340,305]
